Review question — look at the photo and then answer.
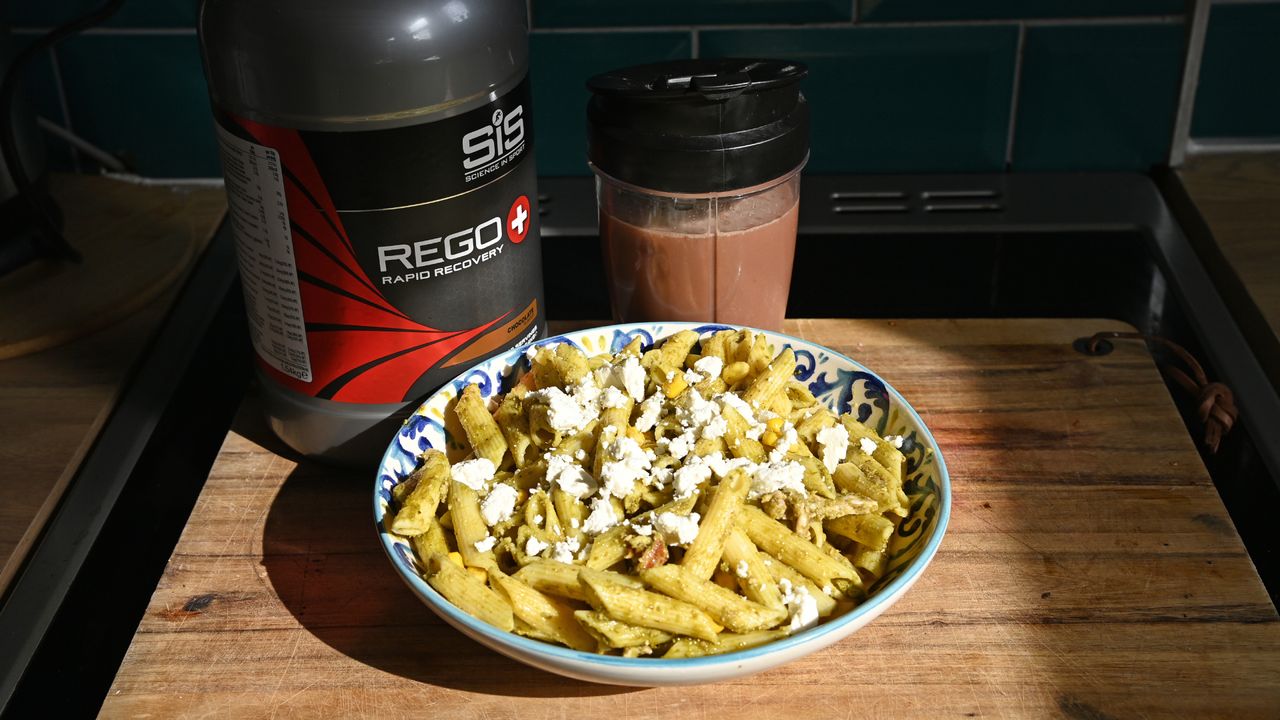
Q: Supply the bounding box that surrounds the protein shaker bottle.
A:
[587,59,809,331]
[199,0,545,465]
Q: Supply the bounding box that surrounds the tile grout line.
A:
[1168,0,1211,167]
[690,28,700,58]
[11,27,197,36]
[1003,23,1027,170]
[46,46,82,173]
[11,15,1189,37]
[522,15,1186,34]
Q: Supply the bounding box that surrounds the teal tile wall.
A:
[1013,23,1185,171]
[701,27,1018,173]
[1191,3,1280,139]
[2,0,197,28]
[532,32,692,176]
[4,0,1213,178]
[859,0,1185,22]
[5,30,74,168]
[56,34,219,177]
[533,0,849,26]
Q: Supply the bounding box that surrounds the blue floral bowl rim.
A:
[373,321,952,671]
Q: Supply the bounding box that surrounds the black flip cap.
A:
[586,58,809,194]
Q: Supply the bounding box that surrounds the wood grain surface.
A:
[1177,153,1280,384]
[1178,153,1280,371]
[0,175,225,594]
[100,319,1280,719]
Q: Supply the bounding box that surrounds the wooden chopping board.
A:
[0,175,212,359]
[99,318,1280,718]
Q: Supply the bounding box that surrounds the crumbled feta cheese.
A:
[550,537,580,563]
[859,436,879,455]
[649,467,673,488]
[479,483,518,526]
[780,578,819,632]
[684,368,704,386]
[546,453,596,498]
[473,536,498,553]
[718,392,756,421]
[631,521,654,537]
[693,355,724,382]
[529,387,594,434]
[706,452,759,480]
[672,461,711,499]
[717,392,766,439]
[654,511,700,545]
[600,386,629,409]
[570,518,580,529]
[572,372,602,406]
[663,430,696,461]
[575,448,587,461]
[735,560,751,578]
[620,356,646,401]
[533,514,544,526]
[582,497,620,535]
[450,458,495,491]
[750,460,807,498]
[883,434,905,449]
[525,536,549,557]
[701,414,728,441]
[600,434,651,498]
[816,424,850,473]
[675,388,718,429]
[633,393,664,433]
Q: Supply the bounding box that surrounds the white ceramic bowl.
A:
[374,322,950,686]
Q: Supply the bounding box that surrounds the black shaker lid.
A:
[586,58,809,193]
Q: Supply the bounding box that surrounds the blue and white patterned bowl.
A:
[373,322,950,686]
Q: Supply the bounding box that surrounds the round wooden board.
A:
[0,178,222,360]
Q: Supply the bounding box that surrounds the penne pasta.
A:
[738,505,858,586]
[425,554,514,631]
[390,450,451,536]
[490,568,596,651]
[386,327,916,658]
[455,383,508,468]
[641,564,786,633]
[680,469,750,579]
[580,568,722,642]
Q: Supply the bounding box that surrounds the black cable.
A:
[0,0,126,262]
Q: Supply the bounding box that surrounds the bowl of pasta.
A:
[373,322,949,686]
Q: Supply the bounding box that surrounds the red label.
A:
[217,112,543,406]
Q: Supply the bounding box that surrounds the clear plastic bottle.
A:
[199,0,545,465]
[587,59,809,332]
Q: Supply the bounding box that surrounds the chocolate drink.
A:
[600,192,799,331]
[587,59,809,330]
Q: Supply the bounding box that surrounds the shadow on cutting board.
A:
[260,459,639,698]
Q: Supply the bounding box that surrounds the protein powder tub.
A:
[199,0,545,465]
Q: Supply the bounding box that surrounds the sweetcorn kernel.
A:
[467,566,488,584]
[761,430,780,446]
[766,417,785,433]
[664,373,688,398]
[447,551,465,567]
